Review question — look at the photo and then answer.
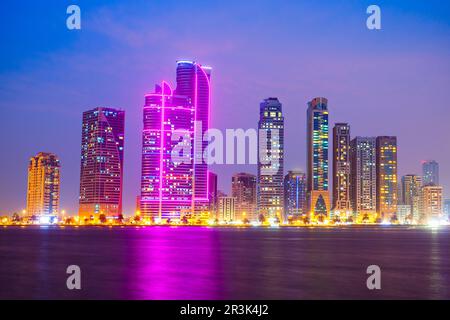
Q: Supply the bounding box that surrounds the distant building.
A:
[257,98,284,220]
[26,152,60,217]
[420,185,443,223]
[401,174,422,223]
[135,195,141,215]
[396,205,412,224]
[78,107,125,219]
[376,136,398,222]
[218,197,236,222]
[306,97,330,221]
[332,123,352,219]
[350,137,377,222]
[283,171,307,222]
[232,173,257,222]
[422,160,439,186]
[444,199,450,220]
[208,172,218,218]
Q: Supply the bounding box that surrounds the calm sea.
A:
[0,225,449,299]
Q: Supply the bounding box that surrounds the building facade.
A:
[444,199,450,221]
[283,170,307,222]
[208,171,218,219]
[401,174,422,223]
[26,152,60,217]
[420,185,443,223]
[175,60,211,209]
[332,123,352,220]
[140,82,194,221]
[376,136,398,222]
[218,196,236,222]
[232,172,257,222]
[422,160,439,186]
[78,107,124,219]
[257,97,284,220]
[306,97,330,221]
[350,137,377,222]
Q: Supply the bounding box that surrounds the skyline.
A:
[1,0,450,215]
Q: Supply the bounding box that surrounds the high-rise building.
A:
[444,199,450,220]
[140,60,212,221]
[420,185,443,223]
[376,136,398,222]
[218,196,236,222]
[401,174,422,223]
[208,171,218,218]
[78,107,124,219]
[26,152,60,217]
[332,123,352,219]
[232,172,257,222]
[140,82,194,221]
[257,98,284,220]
[306,97,330,221]
[350,137,377,222]
[422,160,439,186]
[283,170,307,222]
[175,60,211,207]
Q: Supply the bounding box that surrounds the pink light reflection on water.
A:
[124,226,225,299]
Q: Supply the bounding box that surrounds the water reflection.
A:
[125,227,224,299]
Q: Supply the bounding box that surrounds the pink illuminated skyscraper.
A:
[175,61,211,206]
[140,82,195,220]
[140,61,212,220]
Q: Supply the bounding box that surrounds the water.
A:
[0,225,449,299]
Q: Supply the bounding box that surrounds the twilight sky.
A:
[0,0,449,215]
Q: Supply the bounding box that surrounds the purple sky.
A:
[0,0,449,215]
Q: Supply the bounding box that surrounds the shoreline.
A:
[1,223,446,228]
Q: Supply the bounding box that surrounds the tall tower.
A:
[422,160,439,186]
[350,137,377,222]
[283,170,307,222]
[332,123,352,219]
[401,174,422,223]
[78,107,125,219]
[257,98,284,221]
[175,60,211,209]
[376,136,398,222]
[140,82,194,221]
[26,152,60,217]
[232,172,257,222]
[306,97,330,222]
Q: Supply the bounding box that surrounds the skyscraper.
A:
[232,172,257,222]
[283,170,307,222]
[26,152,60,217]
[376,136,398,222]
[175,60,211,207]
[306,97,330,222]
[78,107,124,219]
[401,174,422,223]
[257,97,284,221]
[422,160,439,186]
[350,137,377,222]
[420,185,443,223]
[140,61,212,221]
[332,123,352,219]
[140,82,194,221]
